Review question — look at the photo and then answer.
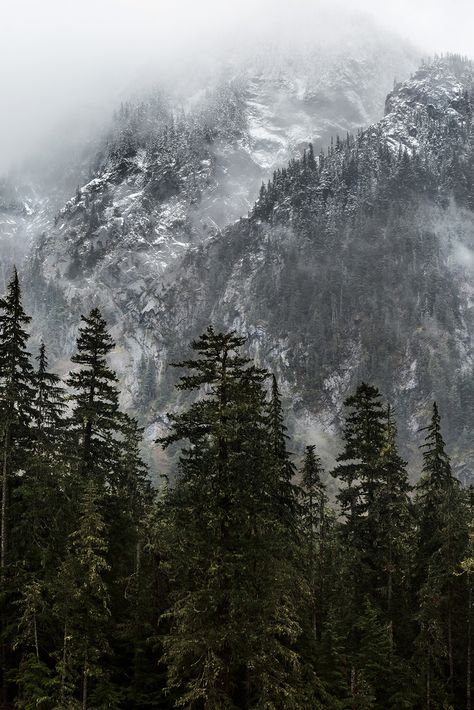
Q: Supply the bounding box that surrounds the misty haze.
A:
[0,1,473,708]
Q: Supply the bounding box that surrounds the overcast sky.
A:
[1,0,474,174]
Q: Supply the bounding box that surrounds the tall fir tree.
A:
[13,342,68,708]
[333,385,414,707]
[32,342,65,450]
[300,445,327,642]
[0,268,35,705]
[414,402,469,709]
[372,406,412,655]
[332,383,386,606]
[157,327,305,709]
[52,479,112,709]
[66,308,122,486]
[65,308,151,705]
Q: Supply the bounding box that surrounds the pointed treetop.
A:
[419,401,453,487]
[0,267,32,328]
[301,444,325,493]
[71,308,116,368]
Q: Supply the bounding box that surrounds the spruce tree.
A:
[66,307,122,486]
[0,268,35,572]
[414,402,469,708]
[300,445,327,642]
[33,342,65,449]
[16,342,66,569]
[0,268,35,704]
[333,383,386,605]
[267,374,298,528]
[13,343,68,707]
[333,386,414,706]
[65,309,150,705]
[157,327,305,708]
[372,407,412,654]
[53,480,111,709]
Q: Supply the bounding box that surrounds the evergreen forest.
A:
[0,269,472,709]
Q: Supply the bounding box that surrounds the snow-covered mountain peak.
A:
[381,55,474,152]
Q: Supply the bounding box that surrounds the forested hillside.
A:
[19,55,474,482]
[17,42,422,471]
[149,54,474,481]
[0,270,472,709]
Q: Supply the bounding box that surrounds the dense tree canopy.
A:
[0,270,471,709]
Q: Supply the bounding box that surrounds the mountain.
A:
[21,51,474,479]
[21,37,416,325]
[147,54,474,479]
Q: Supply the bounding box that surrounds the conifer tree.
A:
[16,342,66,567]
[372,407,412,653]
[158,327,305,708]
[414,402,469,708]
[53,480,111,709]
[333,383,386,605]
[300,445,327,641]
[0,268,35,572]
[33,342,65,449]
[0,268,35,704]
[13,343,68,705]
[267,374,298,527]
[66,307,122,486]
[332,385,416,706]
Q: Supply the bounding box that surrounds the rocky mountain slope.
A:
[22,39,416,334]
[20,51,474,479]
[148,54,474,478]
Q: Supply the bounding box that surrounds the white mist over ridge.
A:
[3,0,474,174]
[0,0,422,174]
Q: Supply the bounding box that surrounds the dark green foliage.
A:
[157,328,305,708]
[0,277,471,709]
[52,479,111,708]
[333,383,388,607]
[0,268,36,704]
[414,402,470,709]
[154,57,474,482]
[66,308,123,484]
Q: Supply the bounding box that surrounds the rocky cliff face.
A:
[153,55,474,479]
[27,36,417,278]
[24,40,415,300]
[125,55,474,478]
[17,50,474,479]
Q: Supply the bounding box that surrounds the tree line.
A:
[0,269,472,709]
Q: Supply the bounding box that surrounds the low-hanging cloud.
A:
[1,0,474,174]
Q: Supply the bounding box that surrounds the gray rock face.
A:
[27,37,418,321]
[15,45,474,481]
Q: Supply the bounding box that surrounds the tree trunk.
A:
[1,423,8,575]
[426,653,431,710]
[0,423,9,707]
[82,651,88,710]
[468,577,472,710]
[448,600,454,693]
[60,621,68,705]
[33,609,39,661]
[350,666,357,710]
